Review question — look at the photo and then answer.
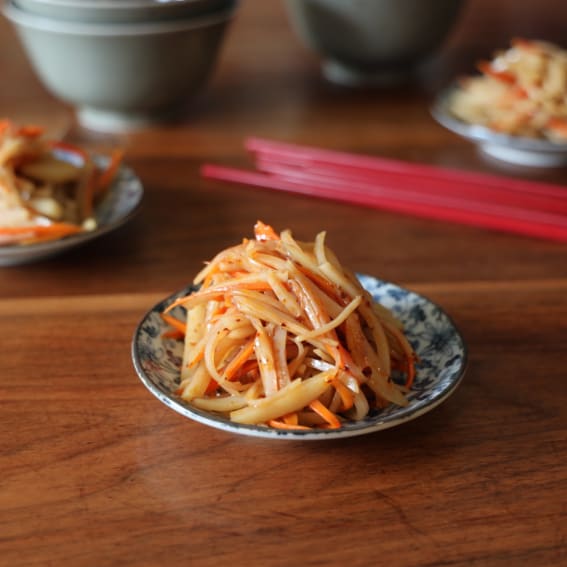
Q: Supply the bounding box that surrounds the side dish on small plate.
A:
[132,222,467,440]
[432,38,567,166]
[0,119,143,265]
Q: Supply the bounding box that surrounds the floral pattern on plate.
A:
[132,275,468,440]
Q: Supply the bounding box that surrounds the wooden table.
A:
[1,1,566,565]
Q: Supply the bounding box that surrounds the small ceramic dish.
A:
[432,86,567,167]
[0,154,143,266]
[132,275,467,440]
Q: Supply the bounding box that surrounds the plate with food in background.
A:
[0,119,143,266]
[132,222,467,440]
[432,38,567,167]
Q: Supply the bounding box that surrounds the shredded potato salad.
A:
[0,119,123,245]
[162,222,417,431]
[449,38,567,141]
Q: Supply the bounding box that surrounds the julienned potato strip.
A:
[162,221,417,430]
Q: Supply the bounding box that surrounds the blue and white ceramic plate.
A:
[132,275,467,440]
[0,153,143,266]
[432,86,567,167]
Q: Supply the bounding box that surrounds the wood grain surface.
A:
[1,1,566,566]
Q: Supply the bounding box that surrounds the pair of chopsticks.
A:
[201,137,567,243]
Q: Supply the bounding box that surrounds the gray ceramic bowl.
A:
[285,0,466,86]
[4,1,237,131]
[14,0,235,24]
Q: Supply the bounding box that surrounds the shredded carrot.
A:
[232,360,259,381]
[224,337,256,380]
[383,320,417,389]
[283,413,299,425]
[331,378,354,411]
[96,148,124,195]
[0,119,13,134]
[297,264,347,306]
[404,356,417,388]
[161,313,186,334]
[511,37,538,52]
[229,281,272,291]
[268,419,312,431]
[0,223,82,239]
[162,329,185,340]
[254,220,279,241]
[226,270,250,279]
[547,117,567,136]
[186,345,205,369]
[477,61,516,84]
[205,379,219,394]
[16,125,44,138]
[309,399,341,429]
[201,267,219,290]
[165,280,272,313]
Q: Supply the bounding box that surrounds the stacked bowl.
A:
[3,0,238,131]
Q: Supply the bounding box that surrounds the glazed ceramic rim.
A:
[131,277,468,440]
[4,0,237,35]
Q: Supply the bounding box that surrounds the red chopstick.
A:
[246,137,567,200]
[201,164,567,242]
[201,137,567,242]
[255,158,567,215]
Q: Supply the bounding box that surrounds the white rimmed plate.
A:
[0,153,143,266]
[131,275,468,440]
[432,86,567,167]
